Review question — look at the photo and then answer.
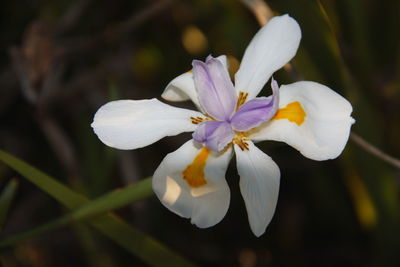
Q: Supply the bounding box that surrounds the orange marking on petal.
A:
[273,101,306,126]
[182,147,209,187]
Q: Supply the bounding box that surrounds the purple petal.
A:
[192,121,235,152]
[192,56,236,121]
[231,78,280,132]
[270,77,280,114]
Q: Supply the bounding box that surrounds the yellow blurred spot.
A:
[182,147,209,187]
[283,63,293,72]
[241,0,274,26]
[131,45,162,80]
[345,173,377,230]
[15,243,48,267]
[273,101,306,126]
[182,25,208,55]
[238,249,257,267]
[227,55,240,78]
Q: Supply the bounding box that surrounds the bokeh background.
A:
[1,0,399,266]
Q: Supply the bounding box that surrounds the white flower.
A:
[91,15,355,236]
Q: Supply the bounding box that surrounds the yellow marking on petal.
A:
[273,101,306,126]
[182,147,209,187]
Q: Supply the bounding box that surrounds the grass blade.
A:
[0,178,153,246]
[0,149,196,267]
[0,179,18,231]
[0,150,86,209]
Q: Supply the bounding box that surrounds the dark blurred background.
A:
[0,0,399,266]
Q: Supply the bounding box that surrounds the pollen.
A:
[190,116,211,124]
[236,91,249,110]
[233,133,250,151]
[190,116,204,124]
[182,147,209,187]
[272,101,306,126]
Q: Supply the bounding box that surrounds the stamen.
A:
[236,91,249,110]
[190,116,204,124]
[233,133,250,151]
[190,116,211,124]
[204,113,216,121]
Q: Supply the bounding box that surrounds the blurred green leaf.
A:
[0,178,152,246]
[78,116,116,197]
[270,0,382,141]
[270,0,344,87]
[72,224,119,267]
[331,0,373,76]
[69,177,153,219]
[0,178,18,231]
[267,1,400,263]
[0,149,196,267]
[0,150,86,209]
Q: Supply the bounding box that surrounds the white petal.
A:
[161,55,228,110]
[234,141,280,237]
[251,81,355,160]
[91,99,203,150]
[161,72,200,107]
[152,139,232,228]
[235,15,301,99]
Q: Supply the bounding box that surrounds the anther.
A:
[233,135,250,151]
[190,116,204,124]
[236,91,249,110]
